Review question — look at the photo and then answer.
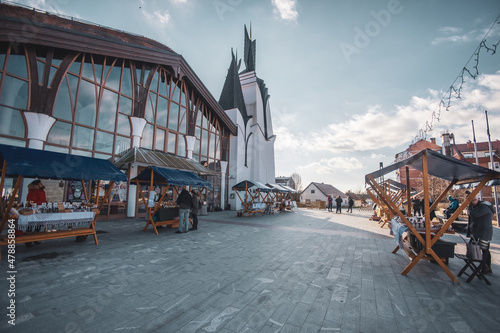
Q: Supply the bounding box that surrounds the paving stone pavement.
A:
[1,208,499,333]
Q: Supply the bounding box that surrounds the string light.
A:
[409,13,500,147]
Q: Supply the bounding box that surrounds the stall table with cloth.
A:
[232,180,273,217]
[366,148,500,283]
[0,144,127,259]
[130,166,211,235]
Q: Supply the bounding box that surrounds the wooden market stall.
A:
[0,144,127,255]
[232,180,273,217]
[130,166,211,235]
[266,183,293,212]
[366,179,415,228]
[365,148,500,283]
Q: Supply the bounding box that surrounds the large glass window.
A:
[0,106,25,138]
[141,123,153,149]
[98,89,118,130]
[73,125,94,150]
[47,121,71,146]
[75,79,97,127]
[96,130,114,154]
[0,75,28,109]
[5,53,27,78]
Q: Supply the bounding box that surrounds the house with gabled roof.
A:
[300,182,346,206]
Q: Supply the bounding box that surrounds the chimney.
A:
[466,140,473,149]
[430,138,436,145]
[441,130,453,156]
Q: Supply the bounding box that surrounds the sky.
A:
[10,0,500,193]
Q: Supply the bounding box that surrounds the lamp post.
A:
[485,111,499,225]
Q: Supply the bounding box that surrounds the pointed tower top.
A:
[243,24,256,73]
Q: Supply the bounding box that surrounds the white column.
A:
[130,117,147,148]
[21,112,56,203]
[185,135,196,159]
[219,161,228,210]
[127,117,147,217]
[24,112,56,149]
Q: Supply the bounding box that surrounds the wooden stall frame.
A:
[366,151,496,284]
[233,182,264,217]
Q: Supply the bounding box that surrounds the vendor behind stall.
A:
[27,179,46,205]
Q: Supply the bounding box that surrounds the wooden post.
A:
[405,166,411,217]
[0,161,6,201]
[0,176,22,233]
[81,179,89,201]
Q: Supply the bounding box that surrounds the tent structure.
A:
[232,180,273,217]
[365,149,500,283]
[130,166,211,234]
[0,144,127,255]
[366,179,414,228]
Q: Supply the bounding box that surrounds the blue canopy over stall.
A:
[0,144,127,182]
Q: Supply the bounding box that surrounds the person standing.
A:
[468,197,494,274]
[27,179,47,205]
[25,179,46,247]
[176,187,192,233]
[189,190,199,231]
[347,196,354,213]
[412,196,421,217]
[335,195,343,214]
[327,195,333,212]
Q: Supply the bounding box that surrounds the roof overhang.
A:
[113,147,219,176]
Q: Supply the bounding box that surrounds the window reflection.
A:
[47,121,71,146]
[73,125,94,150]
[0,106,25,138]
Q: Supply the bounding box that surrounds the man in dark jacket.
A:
[468,197,494,273]
[347,197,354,213]
[189,190,199,231]
[335,196,343,214]
[176,187,192,233]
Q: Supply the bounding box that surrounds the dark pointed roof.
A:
[242,24,256,74]
[218,49,250,124]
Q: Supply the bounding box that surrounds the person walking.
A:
[189,190,199,231]
[327,195,333,212]
[468,196,494,274]
[347,196,354,213]
[335,195,343,214]
[176,187,192,233]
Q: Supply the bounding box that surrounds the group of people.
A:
[327,195,354,214]
[175,187,200,233]
[411,196,437,221]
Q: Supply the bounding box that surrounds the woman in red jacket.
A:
[26,179,47,205]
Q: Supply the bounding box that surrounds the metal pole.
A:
[485,111,499,225]
[472,120,483,199]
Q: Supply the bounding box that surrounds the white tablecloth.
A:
[18,212,95,231]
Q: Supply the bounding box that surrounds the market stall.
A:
[232,181,273,217]
[265,183,290,213]
[366,179,414,228]
[130,166,211,234]
[0,144,127,256]
[365,148,500,283]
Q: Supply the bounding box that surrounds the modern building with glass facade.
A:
[0,3,237,218]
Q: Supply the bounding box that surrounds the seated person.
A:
[443,195,459,219]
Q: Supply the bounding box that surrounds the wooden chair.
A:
[455,236,491,285]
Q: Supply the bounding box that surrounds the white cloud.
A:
[437,26,463,34]
[431,30,476,45]
[370,153,386,159]
[272,0,298,22]
[299,157,363,173]
[274,72,500,155]
[141,9,171,24]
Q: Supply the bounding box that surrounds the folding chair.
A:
[455,236,491,285]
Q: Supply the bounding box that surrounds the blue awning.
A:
[130,166,211,187]
[232,180,273,192]
[0,144,127,182]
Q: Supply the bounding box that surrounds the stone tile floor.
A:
[0,208,499,332]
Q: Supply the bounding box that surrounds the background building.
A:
[219,26,276,211]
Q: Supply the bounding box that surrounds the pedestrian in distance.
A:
[327,195,333,212]
[176,187,192,233]
[347,196,354,213]
[412,196,421,217]
[335,195,343,214]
